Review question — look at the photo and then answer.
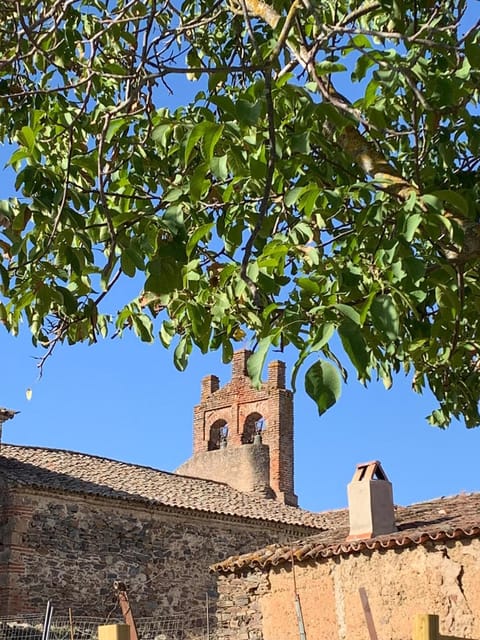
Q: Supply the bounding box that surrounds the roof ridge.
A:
[1,442,234,489]
[211,492,480,574]
[0,443,335,527]
[0,443,331,516]
[403,492,475,507]
[1,442,179,475]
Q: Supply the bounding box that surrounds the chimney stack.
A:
[232,349,251,379]
[347,461,396,541]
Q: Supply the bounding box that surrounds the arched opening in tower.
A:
[241,413,264,444]
[208,419,228,450]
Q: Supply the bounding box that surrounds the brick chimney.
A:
[177,349,298,506]
[346,461,396,540]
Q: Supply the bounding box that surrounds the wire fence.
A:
[0,612,214,640]
[0,616,100,640]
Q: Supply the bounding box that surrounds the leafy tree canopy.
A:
[0,0,479,426]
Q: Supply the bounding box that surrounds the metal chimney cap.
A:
[351,460,389,482]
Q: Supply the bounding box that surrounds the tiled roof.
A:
[212,492,480,573]
[0,444,341,530]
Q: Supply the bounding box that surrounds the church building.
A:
[0,350,335,619]
[2,349,480,640]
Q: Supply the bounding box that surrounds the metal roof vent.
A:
[347,461,397,541]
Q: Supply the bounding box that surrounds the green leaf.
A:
[350,34,371,48]
[430,190,469,216]
[352,53,374,81]
[338,320,370,381]
[421,194,443,211]
[0,264,9,291]
[161,207,186,238]
[363,78,379,108]
[297,185,320,216]
[235,99,262,125]
[359,289,378,325]
[247,337,271,387]
[174,336,192,371]
[465,34,480,67]
[222,338,234,363]
[403,257,425,284]
[210,95,236,118]
[17,126,35,151]
[185,121,223,165]
[189,163,210,202]
[311,323,334,352]
[57,286,78,315]
[203,123,224,161]
[145,257,183,294]
[381,366,393,391]
[304,360,342,416]
[121,250,136,277]
[297,278,320,294]
[152,123,172,147]
[106,118,128,143]
[370,294,400,340]
[435,285,460,317]
[315,61,347,75]
[159,320,175,348]
[125,246,145,271]
[132,313,154,342]
[210,154,228,180]
[334,304,361,325]
[188,304,211,351]
[186,222,214,258]
[284,187,303,207]
[402,213,422,242]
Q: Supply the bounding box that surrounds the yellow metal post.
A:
[413,614,440,640]
[98,624,131,640]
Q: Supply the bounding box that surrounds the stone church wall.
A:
[0,487,311,619]
[215,537,480,640]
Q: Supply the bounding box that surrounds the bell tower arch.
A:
[187,349,297,506]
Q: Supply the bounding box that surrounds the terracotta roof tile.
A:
[0,444,338,530]
[211,493,480,573]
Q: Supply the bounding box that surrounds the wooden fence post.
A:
[413,614,440,640]
[359,588,379,640]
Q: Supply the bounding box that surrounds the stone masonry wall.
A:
[0,473,13,606]
[215,538,480,640]
[215,570,269,640]
[0,487,310,620]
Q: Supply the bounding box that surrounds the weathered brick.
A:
[184,350,297,506]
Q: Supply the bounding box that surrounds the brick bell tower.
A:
[176,349,298,506]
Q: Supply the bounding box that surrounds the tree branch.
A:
[244,0,480,263]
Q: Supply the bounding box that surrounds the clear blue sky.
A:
[3,326,480,513]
